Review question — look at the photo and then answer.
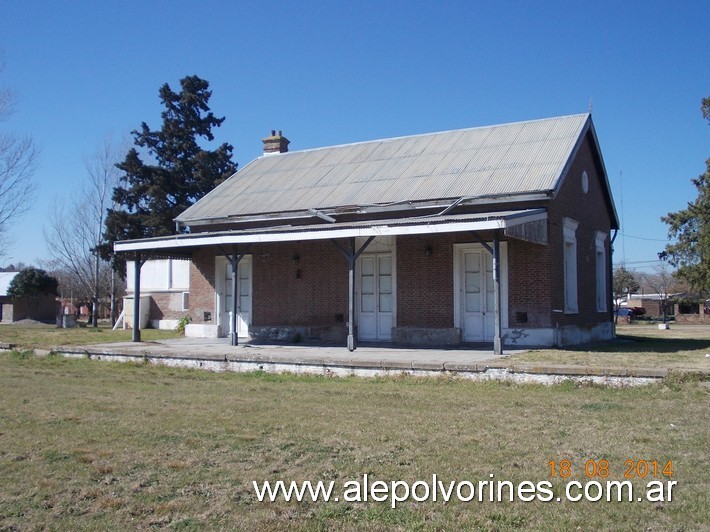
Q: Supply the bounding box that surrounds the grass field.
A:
[1,347,708,530]
[509,324,710,372]
[0,321,181,349]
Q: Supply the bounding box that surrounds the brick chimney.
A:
[262,130,290,155]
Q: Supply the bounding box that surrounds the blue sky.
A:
[1,0,708,272]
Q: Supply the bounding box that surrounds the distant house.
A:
[119,114,619,350]
[626,294,676,319]
[0,272,58,323]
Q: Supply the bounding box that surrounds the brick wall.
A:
[148,292,187,320]
[188,247,217,324]
[252,241,349,326]
[546,133,614,328]
[396,232,557,331]
[0,294,58,322]
[396,234,454,328]
[508,239,553,327]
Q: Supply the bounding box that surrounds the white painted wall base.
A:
[151,319,179,331]
[50,350,660,387]
[504,327,555,347]
[555,322,614,346]
[504,322,614,347]
[185,324,219,338]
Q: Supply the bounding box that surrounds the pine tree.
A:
[660,97,710,296]
[103,76,237,248]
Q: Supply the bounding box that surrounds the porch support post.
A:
[220,245,245,347]
[230,245,239,346]
[347,238,356,351]
[471,232,503,355]
[492,231,503,356]
[132,251,145,343]
[331,236,375,352]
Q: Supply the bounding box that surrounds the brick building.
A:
[0,272,58,323]
[118,114,619,351]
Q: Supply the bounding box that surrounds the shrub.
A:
[175,315,191,335]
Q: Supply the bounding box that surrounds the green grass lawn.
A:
[0,351,708,530]
[0,321,181,349]
[507,324,710,372]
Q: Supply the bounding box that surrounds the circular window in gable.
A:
[581,171,589,194]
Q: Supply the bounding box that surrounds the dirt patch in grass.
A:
[0,352,708,530]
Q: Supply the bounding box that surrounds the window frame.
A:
[595,231,608,312]
[563,218,579,314]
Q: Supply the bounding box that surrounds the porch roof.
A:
[115,208,547,256]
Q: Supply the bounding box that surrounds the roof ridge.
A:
[263,113,591,157]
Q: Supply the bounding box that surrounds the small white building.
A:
[124,259,190,330]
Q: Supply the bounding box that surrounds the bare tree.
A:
[0,61,37,259]
[43,136,124,325]
[642,263,679,324]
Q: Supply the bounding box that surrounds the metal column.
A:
[332,236,375,352]
[132,251,144,343]
[471,231,503,356]
[222,245,245,347]
[492,232,502,356]
[347,239,356,351]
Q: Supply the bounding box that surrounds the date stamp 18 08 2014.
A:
[549,459,674,480]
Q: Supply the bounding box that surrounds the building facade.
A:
[121,114,619,349]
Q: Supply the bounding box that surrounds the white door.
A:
[460,250,495,342]
[358,254,393,341]
[219,256,252,338]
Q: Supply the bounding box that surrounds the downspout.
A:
[610,229,618,337]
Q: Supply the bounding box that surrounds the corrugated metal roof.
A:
[177,114,591,224]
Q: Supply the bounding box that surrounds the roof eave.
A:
[178,191,551,229]
[116,209,548,254]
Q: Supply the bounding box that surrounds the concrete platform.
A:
[57,337,510,367]
[36,337,669,386]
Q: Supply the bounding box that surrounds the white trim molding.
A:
[563,218,579,314]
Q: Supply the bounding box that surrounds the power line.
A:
[619,232,668,242]
[613,259,663,266]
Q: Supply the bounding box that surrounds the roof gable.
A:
[177,114,594,225]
